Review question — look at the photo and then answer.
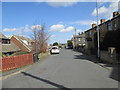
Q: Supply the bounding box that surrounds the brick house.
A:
[72,33,85,49]
[84,12,120,55]
[0,32,20,56]
[10,35,33,52]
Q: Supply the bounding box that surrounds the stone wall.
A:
[100,51,119,63]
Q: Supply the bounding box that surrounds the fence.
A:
[0,53,34,71]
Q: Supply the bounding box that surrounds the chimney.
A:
[92,24,96,28]
[100,19,105,24]
[113,12,119,17]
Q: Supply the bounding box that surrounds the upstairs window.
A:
[78,38,81,41]
[108,22,112,31]
[0,39,2,44]
[1,39,10,44]
[114,22,117,30]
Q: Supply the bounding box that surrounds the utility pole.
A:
[74,27,76,49]
[96,0,100,60]
[118,1,120,12]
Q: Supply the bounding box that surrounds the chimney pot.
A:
[92,24,96,28]
[100,19,105,24]
[113,12,119,17]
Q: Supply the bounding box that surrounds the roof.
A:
[73,33,85,38]
[11,35,33,51]
[13,35,32,42]
[1,42,21,53]
[85,14,120,33]
[0,33,21,53]
[0,32,8,39]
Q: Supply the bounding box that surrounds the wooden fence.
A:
[0,53,34,71]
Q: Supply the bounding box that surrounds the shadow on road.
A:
[21,72,72,90]
[74,51,120,82]
[74,54,98,63]
[109,64,120,82]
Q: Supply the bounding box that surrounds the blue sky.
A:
[2,2,118,44]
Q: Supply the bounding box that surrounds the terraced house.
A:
[84,12,120,63]
[72,33,85,49]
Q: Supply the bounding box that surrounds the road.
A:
[2,49,118,88]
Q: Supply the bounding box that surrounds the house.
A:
[84,12,120,55]
[72,33,85,49]
[10,35,33,52]
[84,24,97,55]
[0,32,20,56]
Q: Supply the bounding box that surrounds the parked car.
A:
[65,46,73,49]
[50,46,60,54]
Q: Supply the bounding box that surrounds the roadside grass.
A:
[38,51,50,62]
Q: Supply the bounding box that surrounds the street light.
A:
[73,27,76,49]
[96,0,100,59]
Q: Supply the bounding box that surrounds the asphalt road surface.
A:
[2,49,118,88]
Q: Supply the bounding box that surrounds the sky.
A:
[1,1,119,44]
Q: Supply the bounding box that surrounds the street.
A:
[2,49,118,88]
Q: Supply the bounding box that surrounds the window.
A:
[0,39,2,44]
[84,40,85,42]
[108,22,112,31]
[2,39,10,44]
[114,22,117,30]
[87,31,90,37]
[101,25,104,31]
[89,31,91,36]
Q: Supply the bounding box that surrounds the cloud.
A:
[2,0,118,2]
[3,28,17,32]
[51,35,56,38]
[60,26,74,32]
[76,29,84,34]
[24,25,30,31]
[70,20,97,26]
[49,24,75,33]
[49,24,64,32]
[92,6,108,16]
[16,31,23,36]
[92,2,118,19]
[46,2,78,7]
[31,25,42,30]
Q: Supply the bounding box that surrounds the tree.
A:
[67,41,73,47]
[31,24,50,53]
[53,42,58,46]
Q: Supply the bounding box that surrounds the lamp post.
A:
[118,1,120,12]
[74,27,76,49]
[96,0,100,59]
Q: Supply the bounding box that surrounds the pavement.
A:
[2,49,119,88]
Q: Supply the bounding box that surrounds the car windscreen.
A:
[52,47,58,49]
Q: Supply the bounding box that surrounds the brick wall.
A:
[0,53,34,71]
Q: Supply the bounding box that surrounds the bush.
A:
[0,53,7,57]
[12,51,30,56]
[53,42,58,46]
